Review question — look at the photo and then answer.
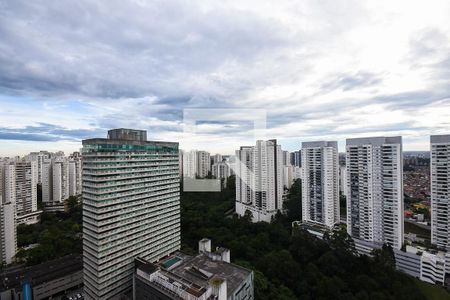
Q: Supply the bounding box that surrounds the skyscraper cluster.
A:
[298,136,404,250]
[41,153,82,211]
[235,140,284,222]
[181,150,211,178]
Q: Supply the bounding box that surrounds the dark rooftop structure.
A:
[107,128,147,142]
[82,128,178,151]
[0,255,83,299]
[0,254,82,291]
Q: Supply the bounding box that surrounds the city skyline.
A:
[1,0,450,156]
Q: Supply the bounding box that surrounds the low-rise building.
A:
[133,239,254,300]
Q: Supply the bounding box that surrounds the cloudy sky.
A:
[1,0,450,156]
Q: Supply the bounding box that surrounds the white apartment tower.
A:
[212,161,231,187]
[235,140,283,223]
[196,151,211,178]
[182,150,211,178]
[346,136,404,250]
[42,159,69,203]
[301,141,339,228]
[27,151,51,184]
[1,160,39,225]
[211,153,223,165]
[69,153,83,195]
[182,150,197,178]
[235,146,254,207]
[430,135,450,250]
[82,129,180,300]
[0,169,17,265]
[282,150,291,166]
[339,165,347,195]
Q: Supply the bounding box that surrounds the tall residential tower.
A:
[430,135,450,250]
[82,129,180,300]
[301,141,339,227]
[235,140,283,222]
[346,136,404,249]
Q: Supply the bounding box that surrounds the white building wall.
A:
[182,150,197,178]
[235,140,283,223]
[42,161,52,203]
[283,165,294,189]
[196,151,211,178]
[82,131,180,300]
[430,135,450,250]
[69,161,77,196]
[0,167,17,265]
[301,141,339,228]
[346,136,403,250]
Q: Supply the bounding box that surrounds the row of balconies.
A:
[83,162,178,171]
[83,185,179,205]
[83,195,179,222]
[85,226,179,269]
[82,178,178,195]
[82,188,179,209]
[82,165,178,176]
[82,169,178,182]
[83,197,179,229]
[83,193,178,215]
[83,235,180,285]
[82,174,178,188]
[83,202,179,234]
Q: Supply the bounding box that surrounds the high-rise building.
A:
[235,140,283,222]
[82,129,180,300]
[0,169,17,265]
[0,160,39,225]
[211,153,223,166]
[430,135,450,250]
[27,151,51,184]
[182,150,197,178]
[42,159,69,203]
[212,161,231,187]
[181,150,212,179]
[283,165,295,189]
[235,146,254,207]
[282,150,291,166]
[290,151,301,167]
[68,154,82,197]
[301,141,339,227]
[346,136,404,249]
[196,150,211,178]
[339,165,347,195]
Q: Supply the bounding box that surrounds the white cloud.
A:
[0,0,449,155]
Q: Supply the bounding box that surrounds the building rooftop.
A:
[168,252,250,296]
[136,248,252,299]
[0,254,82,291]
[82,128,178,148]
[346,136,402,146]
[302,141,338,148]
[431,134,450,143]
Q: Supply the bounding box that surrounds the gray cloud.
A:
[0,123,103,142]
[321,72,382,92]
[0,0,294,101]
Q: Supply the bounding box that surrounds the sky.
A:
[0,0,450,156]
